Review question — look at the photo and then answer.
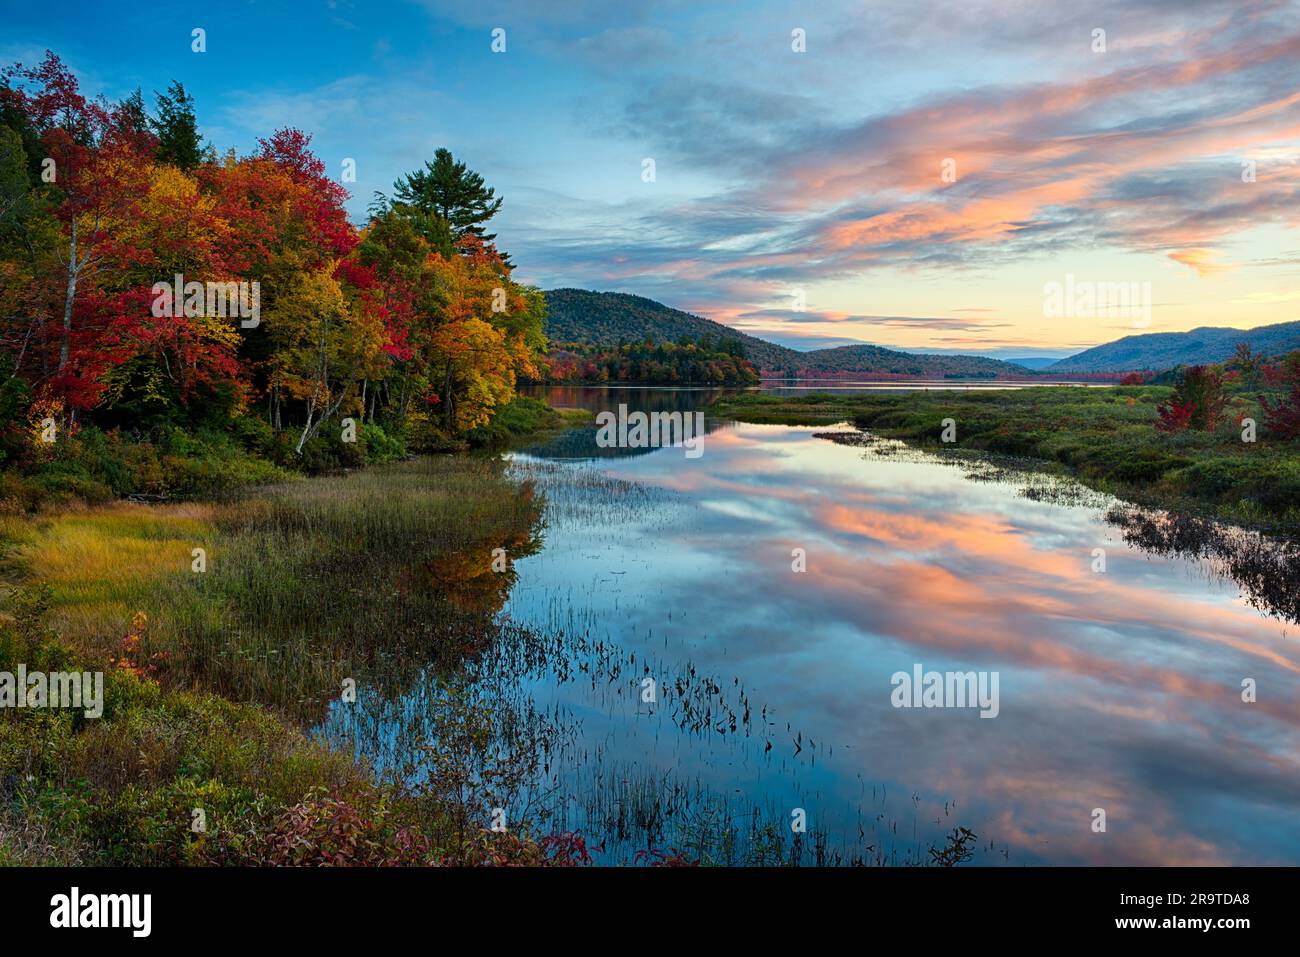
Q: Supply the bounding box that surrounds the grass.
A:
[463,396,591,448]
[713,386,1300,535]
[3,456,545,717]
[0,453,584,866]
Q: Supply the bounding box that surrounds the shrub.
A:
[464,396,562,447]
[359,423,405,463]
[228,415,278,457]
[1259,356,1300,440]
[1157,365,1226,432]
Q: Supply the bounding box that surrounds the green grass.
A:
[463,395,590,448]
[713,386,1300,534]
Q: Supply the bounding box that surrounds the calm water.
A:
[321,385,1300,865]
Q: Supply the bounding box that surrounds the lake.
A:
[319,384,1300,865]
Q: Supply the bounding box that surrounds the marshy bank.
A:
[712,386,1300,537]
[0,455,584,865]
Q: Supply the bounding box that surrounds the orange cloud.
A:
[1168,248,1231,276]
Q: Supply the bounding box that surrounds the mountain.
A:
[1050,321,1300,373]
[543,289,1029,378]
[779,343,1023,377]
[1003,357,1061,370]
[544,289,792,368]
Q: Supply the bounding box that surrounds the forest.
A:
[0,52,548,505]
[535,336,761,385]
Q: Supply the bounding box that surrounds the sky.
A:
[2,0,1298,359]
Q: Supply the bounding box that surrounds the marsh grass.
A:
[0,453,569,866]
[2,456,546,722]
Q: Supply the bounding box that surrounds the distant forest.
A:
[534,336,760,385]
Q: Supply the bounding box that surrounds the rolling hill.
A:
[543,289,1029,378]
[1050,321,1300,372]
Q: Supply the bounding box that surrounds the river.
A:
[319,384,1300,865]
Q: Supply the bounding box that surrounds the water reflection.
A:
[322,387,1300,865]
[518,385,732,461]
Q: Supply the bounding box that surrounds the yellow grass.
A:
[0,503,216,651]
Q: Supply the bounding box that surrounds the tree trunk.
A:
[443,360,454,430]
[58,218,78,374]
[294,315,332,455]
[295,386,351,454]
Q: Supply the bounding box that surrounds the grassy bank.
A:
[0,450,596,866]
[713,386,1300,533]
[0,396,575,514]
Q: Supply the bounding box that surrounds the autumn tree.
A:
[1156,365,1227,432]
[207,128,356,431]
[259,265,382,453]
[116,88,150,141]
[1232,341,1261,390]
[0,53,546,457]
[92,161,246,422]
[1259,351,1300,440]
[422,237,544,431]
[0,52,159,411]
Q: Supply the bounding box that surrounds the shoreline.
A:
[711,386,1300,539]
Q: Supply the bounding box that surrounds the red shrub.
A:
[1155,365,1226,432]
[260,795,432,866]
[1156,400,1194,432]
[1258,350,1300,439]
[1260,383,1300,439]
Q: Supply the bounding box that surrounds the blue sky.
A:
[3,0,1298,358]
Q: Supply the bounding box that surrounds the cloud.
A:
[1168,247,1232,276]
[736,309,1013,331]
[191,0,1300,347]
[490,0,1300,331]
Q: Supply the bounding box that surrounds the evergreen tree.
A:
[152,81,201,170]
[0,125,29,221]
[116,87,150,139]
[393,148,503,243]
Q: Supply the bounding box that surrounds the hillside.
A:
[784,343,1022,378]
[1050,321,1300,372]
[1004,357,1060,370]
[544,289,796,369]
[543,289,1028,378]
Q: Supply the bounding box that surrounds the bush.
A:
[0,472,44,513]
[28,466,116,505]
[160,450,287,498]
[1258,355,1300,439]
[228,415,278,457]
[464,397,562,447]
[1157,365,1226,432]
[360,423,405,463]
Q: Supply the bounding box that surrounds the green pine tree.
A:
[116,87,150,139]
[393,148,504,244]
[151,81,201,170]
